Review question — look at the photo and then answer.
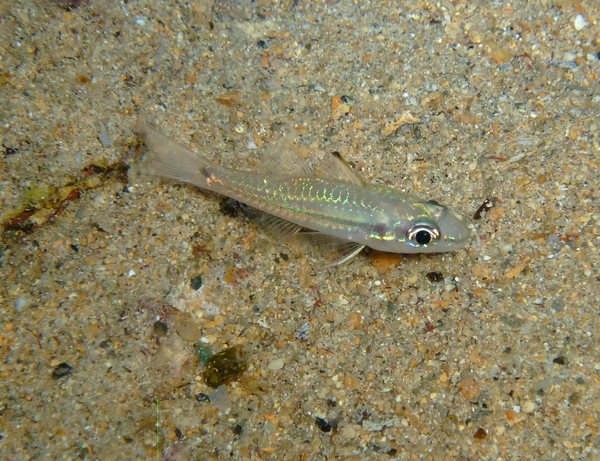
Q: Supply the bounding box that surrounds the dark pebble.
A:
[315,417,331,433]
[426,271,443,283]
[257,39,268,49]
[219,198,251,217]
[190,275,203,290]
[203,345,248,388]
[153,320,168,336]
[195,393,210,403]
[553,356,566,365]
[232,424,243,438]
[175,427,183,439]
[53,362,72,379]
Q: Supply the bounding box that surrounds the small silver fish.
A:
[137,124,469,266]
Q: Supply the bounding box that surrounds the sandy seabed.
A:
[1,0,599,459]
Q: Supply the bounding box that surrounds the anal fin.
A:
[295,231,366,268]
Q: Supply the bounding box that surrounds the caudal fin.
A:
[136,123,210,189]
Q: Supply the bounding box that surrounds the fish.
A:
[136,123,470,267]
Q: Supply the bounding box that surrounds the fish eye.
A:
[407,225,440,247]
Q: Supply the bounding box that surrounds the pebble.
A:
[174,314,202,342]
[295,322,310,341]
[315,417,332,433]
[473,428,487,440]
[53,362,73,379]
[522,401,536,413]
[574,14,588,31]
[382,113,419,137]
[203,345,248,388]
[457,378,480,400]
[153,320,169,337]
[15,296,29,312]
[190,275,203,290]
[267,357,285,371]
[339,423,359,439]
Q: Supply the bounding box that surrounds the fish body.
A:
[137,124,469,265]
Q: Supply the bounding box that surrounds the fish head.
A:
[387,200,470,254]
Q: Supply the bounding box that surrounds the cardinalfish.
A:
[137,124,470,267]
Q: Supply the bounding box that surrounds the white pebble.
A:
[574,14,587,31]
[128,269,136,277]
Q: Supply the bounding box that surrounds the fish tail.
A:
[136,123,211,190]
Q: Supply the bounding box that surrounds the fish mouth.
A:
[440,208,470,249]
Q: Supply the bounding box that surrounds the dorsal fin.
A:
[261,132,313,177]
[315,151,366,185]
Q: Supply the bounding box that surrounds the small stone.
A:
[174,314,202,342]
[371,252,402,271]
[203,345,248,388]
[522,401,535,413]
[195,393,210,403]
[574,14,588,31]
[347,312,362,329]
[213,314,225,326]
[153,320,168,336]
[232,424,243,437]
[190,275,203,290]
[15,297,29,312]
[426,271,443,283]
[553,356,567,365]
[550,297,565,312]
[267,357,285,371]
[457,378,480,400]
[295,322,310,341]
[382,112,419,136]
[196,343,213,365]
[340,423,359,439]
[98,122,112,148]
[53,362,73,379]
[331,95,350,120]
[473,427,487,439]
[315,417,332,433]
[505,409,519,422]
